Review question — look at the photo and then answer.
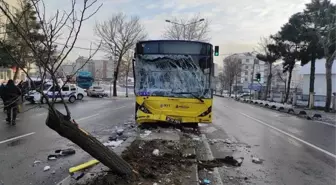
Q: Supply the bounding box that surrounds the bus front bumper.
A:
[136,114,211,124]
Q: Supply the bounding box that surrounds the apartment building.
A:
[0,0,30,83]
[223,52,265,92]
[60,56,115,81]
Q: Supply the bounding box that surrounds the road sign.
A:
[248,83,262,91]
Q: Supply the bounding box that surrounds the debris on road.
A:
[182,148,196,159]
[103,140,123,148]
[198,156,244,170]
[55,148,76,156]
[116,129,124,135]
[140,130,152,138]
[69,159,100,173]
[208,138,234,145]
[51,170,56,174]
[224,138,233,144]
[108,133,118,141]
[72,171,85,180]
[200,178,211,184]
[222,156,244,166]
[43,166,50,171]
[33,160,42,166]
[47,155,57,161]
[192,136,201,141]
[152,149,160,156]
[252,156,263,164]
[86,138,196,185]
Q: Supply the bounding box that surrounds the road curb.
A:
[229,97,333,124]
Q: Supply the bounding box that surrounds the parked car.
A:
[87,86,107,97]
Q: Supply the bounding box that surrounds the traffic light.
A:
[214,46,219,56]
[256,73,261,82]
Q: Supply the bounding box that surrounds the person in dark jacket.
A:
[0,83,5,112]
[3,80,21,124]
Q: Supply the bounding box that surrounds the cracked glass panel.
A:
[134,55,211,98]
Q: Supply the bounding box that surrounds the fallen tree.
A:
[0,0,134,177]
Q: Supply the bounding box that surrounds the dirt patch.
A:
[85,138,197,185]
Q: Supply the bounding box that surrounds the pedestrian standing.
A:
[3,80,22,125]
[0,83,5,112]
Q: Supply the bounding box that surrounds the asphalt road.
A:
[201,96,335,185]
[0,96,134,185]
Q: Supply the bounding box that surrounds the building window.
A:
[245,65,248,69]
[246,59,250,63]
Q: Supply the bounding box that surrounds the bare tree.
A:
[95,13,147,97]
[163,14,210,41]
[314,7,336,111]
[0,0,134,176]
[255,37,281,100]
[118,51,133,97]
[273,65,287,102]
[223,56,241,97]
[217,71,228,95]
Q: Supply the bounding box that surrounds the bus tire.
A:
[77,94,84,100]
[69,96,76,103]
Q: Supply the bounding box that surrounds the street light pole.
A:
[165,18,204,40]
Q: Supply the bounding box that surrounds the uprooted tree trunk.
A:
[46,109,134,176]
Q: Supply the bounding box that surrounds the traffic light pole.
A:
[249,60,256,100]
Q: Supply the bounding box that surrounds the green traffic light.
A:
[215,52,219,56]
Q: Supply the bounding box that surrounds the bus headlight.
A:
[198,106,212,117]
[139,104,152,114]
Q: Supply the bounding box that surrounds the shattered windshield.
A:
[134,54,211,98]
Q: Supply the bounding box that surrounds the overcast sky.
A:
[43,0,328,65]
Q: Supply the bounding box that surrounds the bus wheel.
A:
[69,96,76,103]
[77,94,84,100]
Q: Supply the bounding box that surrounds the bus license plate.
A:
[166,116,181,124]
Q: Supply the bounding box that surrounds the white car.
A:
[87,86,107,97]
[46,84,85,103]
[26,83,85,104]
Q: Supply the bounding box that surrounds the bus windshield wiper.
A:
[172,92,204,103]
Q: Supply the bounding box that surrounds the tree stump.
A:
[45,109,133,176]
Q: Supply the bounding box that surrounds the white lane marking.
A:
[56,175,70,185]
[75,113,100,122]
[0,132,36,145]
[314,120,336,128]
[226,107,336,159]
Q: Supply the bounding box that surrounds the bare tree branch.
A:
[163,14,210,42]
[95,12,147,96]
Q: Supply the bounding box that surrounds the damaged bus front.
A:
[133,40,217,125]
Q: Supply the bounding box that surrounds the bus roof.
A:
[137,40,212,46]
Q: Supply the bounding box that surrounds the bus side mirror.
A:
[214,46,219,56]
